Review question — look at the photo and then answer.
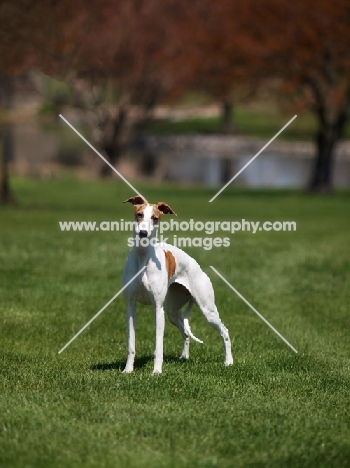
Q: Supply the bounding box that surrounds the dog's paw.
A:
[224,359,234,366]
[152,369,162,375]
[122,367,134,373]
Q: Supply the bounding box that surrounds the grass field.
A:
[143,105,350,140]
[1,176,349,467]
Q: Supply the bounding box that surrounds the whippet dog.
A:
[122,195,233,374]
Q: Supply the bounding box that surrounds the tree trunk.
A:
[0,73,16,205]
[100,107,126,177]
[1,126,16,205]
[220,157,232,183]
[309,125,335,193]
[309,94,350,193]
[100,141,121,177]
[221,100,234,135]
[307,78,350,193]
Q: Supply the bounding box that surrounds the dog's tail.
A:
[183,299,203,344]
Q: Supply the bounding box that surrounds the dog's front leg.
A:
[123,300,136,373]
[153,304,165,374]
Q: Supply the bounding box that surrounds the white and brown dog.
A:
[122,195,233,374]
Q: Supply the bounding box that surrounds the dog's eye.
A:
[136,213,143,219]
[151,216,158,222]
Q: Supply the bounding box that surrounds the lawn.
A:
[143,105,350,141]
[0,176,349,467]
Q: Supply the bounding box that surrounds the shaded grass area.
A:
[143,105,350,141]
[1,176,349,467]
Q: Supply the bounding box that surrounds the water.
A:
[13,122,350,187]
[125,150,350,188]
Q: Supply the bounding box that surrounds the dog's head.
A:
[123,195,177,238]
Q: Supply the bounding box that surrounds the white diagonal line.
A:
[209,115,297,202]
[59,114,147,202]
[210,266,298,353]
[58,266,146,354]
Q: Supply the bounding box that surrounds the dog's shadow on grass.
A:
[91,354,183,372]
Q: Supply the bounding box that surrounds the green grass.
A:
[1,176,349,467]
[144,105,350,141]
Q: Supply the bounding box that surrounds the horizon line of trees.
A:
[1,0,350,203]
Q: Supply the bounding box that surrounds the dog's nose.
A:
[139,230,148,238]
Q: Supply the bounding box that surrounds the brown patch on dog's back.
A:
[164,250,176,280]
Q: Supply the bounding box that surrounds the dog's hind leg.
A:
[167,306,190,360]
[201,305,233,365]
[183,299,203,344]
[165,283,202,360]
[180,331,190,360]
[192,274,233,365]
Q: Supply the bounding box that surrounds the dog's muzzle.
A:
[139,230,148,238]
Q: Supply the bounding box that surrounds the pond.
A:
[13,122,350,188]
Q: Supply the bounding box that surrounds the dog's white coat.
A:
[122,200,233,374]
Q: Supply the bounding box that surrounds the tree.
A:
[249,0,350,192]
[0,0,88,202]
[0,73,16,204]
[65,0,191,175]
[1,0,349,192]
[15,0,190,176]
[175,0,350,188]
[174,0,259,134]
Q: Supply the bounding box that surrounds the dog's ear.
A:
[156,202,177,216]
[123,195,146,205]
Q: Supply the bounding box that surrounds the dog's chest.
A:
[132,266,166,305]
[132,271,153,305]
